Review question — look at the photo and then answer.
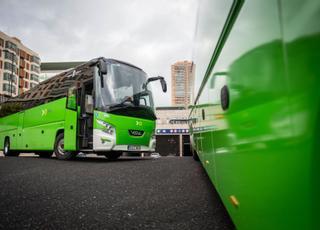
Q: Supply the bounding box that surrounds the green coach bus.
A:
[190,0,319,229]
[0,57,167,160]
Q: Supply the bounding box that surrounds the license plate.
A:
[128,145,141,151]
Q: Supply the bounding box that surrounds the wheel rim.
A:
[57,138,66,156]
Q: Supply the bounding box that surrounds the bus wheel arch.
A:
[3,137,19,157]
[3,136,10,155]
[54,132,77,160]
[55,129,64,139]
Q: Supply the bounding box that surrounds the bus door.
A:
[78,80,94,149]
[16,111,24,149]
[64,86,78,151]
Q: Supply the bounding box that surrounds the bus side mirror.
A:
[144,76,167,93]
[160,78,167,92]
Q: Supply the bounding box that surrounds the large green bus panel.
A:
[191,0,320,229]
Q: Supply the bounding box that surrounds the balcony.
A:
[5,41,18,54]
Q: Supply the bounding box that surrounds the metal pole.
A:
[179,134,183,157]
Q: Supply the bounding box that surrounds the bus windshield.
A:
[95,62,154,112]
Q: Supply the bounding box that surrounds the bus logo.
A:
[41,109,48,116]
[129,130,144,137]
[136,121,142,126]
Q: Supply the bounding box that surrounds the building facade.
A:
[171,60,195,106]
[155,106,191,156]
[0,31,40,102]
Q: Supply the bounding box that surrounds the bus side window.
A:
[139,98,147,106]
[66,87,77,110]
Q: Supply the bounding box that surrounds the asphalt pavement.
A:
[0,154,234,230]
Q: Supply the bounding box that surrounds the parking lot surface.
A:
[0,154,234,229]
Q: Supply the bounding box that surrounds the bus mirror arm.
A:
[144,76,167,93]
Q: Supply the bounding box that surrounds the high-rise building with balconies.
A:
[171,60,195,106]
[0,31,40,102]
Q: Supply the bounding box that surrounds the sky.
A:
[0,0,199,106]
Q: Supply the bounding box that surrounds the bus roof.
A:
[2,57,145,105]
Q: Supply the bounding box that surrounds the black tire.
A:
[105,151,122,160]
[38,151,53,158]
[192,148,199,161]
[3,138,19,157]
[54,133,77,160]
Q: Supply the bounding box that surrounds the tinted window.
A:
[0,64,93,117]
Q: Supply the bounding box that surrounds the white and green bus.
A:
[0,57,166,160]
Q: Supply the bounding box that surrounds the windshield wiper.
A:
[107,96,135,111]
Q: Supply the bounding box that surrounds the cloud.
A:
[0,0,198,106]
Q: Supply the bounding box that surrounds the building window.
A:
[19,49,25,58]
[4,62,17,73]
[3,73,17,84]
[0,60,2,69]
[4,51,18,64]
[2,83,16,93]
[31,64,40,73]
[31,55,40,64]
[24,81,29,89]
[30,74,39,82]
[5,41,18,53]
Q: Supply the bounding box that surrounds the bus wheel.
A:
[3,138,19,157]
[54,133,77,160]
[192,148,199,161]
[38,151,53,158]
[105,151,122,160]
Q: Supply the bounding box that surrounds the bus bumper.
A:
[93,129,156,152]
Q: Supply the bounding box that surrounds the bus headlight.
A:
[96,119,115,135]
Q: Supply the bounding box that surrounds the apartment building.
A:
[0,31,40,102]
[171,60,195,106]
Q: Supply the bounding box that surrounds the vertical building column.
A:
[179,134,183,157]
